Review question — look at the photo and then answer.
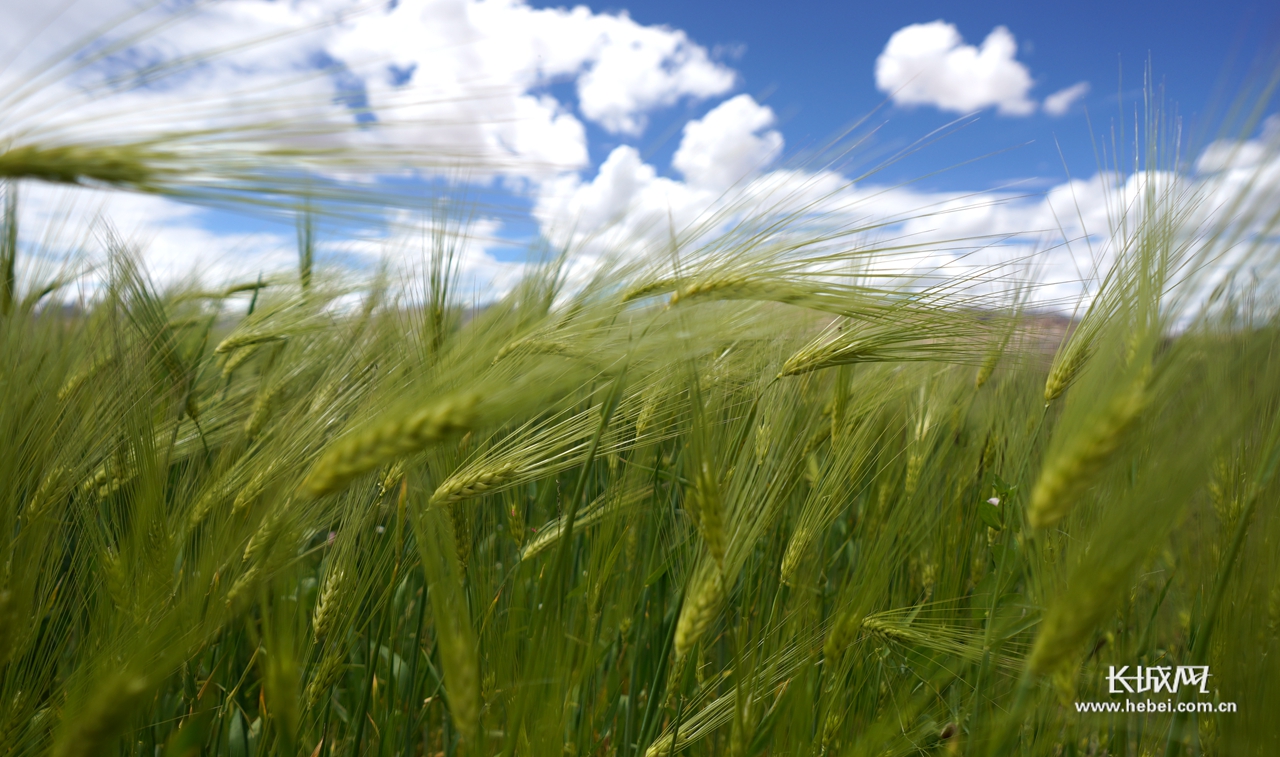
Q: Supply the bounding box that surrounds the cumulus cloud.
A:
[572,11,737,134]
[672,94,783,190]
[330,0,735,141]
[1196,115,1280,175]
[1043,82,1090,116]
[534,145,707,254]
[0,0,736,182]
[1193,115,1280,238]
[535,94,787,260]
[875,21,1036,116]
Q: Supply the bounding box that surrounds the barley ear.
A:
[312,568,344,642]
[693,460,727,570]
[823,607,865,665]
[431,462,519,506]
[904,450,924,498]
[674,565,724,660]
[779,527,811,586]
[226,565,261,613]
[245,378,286,440]
[1028,555,1133,696]
[974,348,999,389]
[1044,336,1091,402]
[232,461,277,516]
[305,650,345,708]
[1028,380,1145,529]
[51,673,152,757]
[820,708,846,755]
[26,465,67,518]
[302,392,480,497]
[220,344,258,379]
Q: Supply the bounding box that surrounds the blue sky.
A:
[3,0,1278,295]
[566,0,1280,190]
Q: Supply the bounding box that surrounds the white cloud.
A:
[875,21,1036,116]
[1196,115,1280,175]
[0,0,736,184]
[15,184,298,295]
[330,0,735,140]
[534,145,709,255]
[334,214,528,301]
[15,183,527,304]
[1193,115,1280,242]
[672,94,783,190]
[1043,82,1090,116]
[572,11,737,134]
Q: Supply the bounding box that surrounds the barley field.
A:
[2,12,1280,757]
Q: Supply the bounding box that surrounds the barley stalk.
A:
[419,506,480,746]
[728,693,755,757]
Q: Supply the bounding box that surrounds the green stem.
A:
[400,578,429,753]
[350,602,391,757]
[551,364,629,600]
